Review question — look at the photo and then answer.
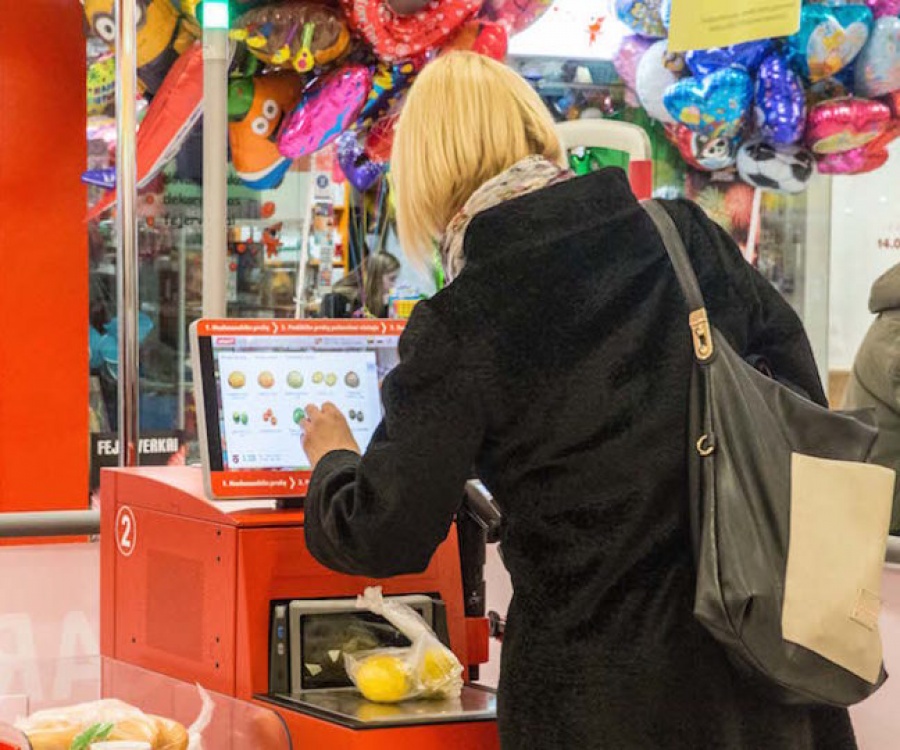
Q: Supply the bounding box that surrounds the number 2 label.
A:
[116,506,137,557]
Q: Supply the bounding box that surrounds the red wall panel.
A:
[0,2,88,511]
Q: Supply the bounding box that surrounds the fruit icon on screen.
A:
[228,371,246,389]
[312,371,324,385]
[345,371,360,388]
[348,409,357,421]
[233,411,241,424]
[293,407,306,425]
[241,413,249,425]
[356,411,364,423]
[287,370,304,388]
[258,371,275,389]
[325,373,337,387]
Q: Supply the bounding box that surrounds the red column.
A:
[0,2,88,512]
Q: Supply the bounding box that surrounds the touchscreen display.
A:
[206,332,400,472]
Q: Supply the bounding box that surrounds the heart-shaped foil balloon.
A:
[357,59,419,130]
[864,0,900,20]
[337,129,385,191]
[386,0,429,14]
[787,4,873,82]
[365,111,400,163]
[278,65,372,159]
[816,145,889,174]
[664,68,754,139]
[805,97,891,154]
[855,17,900,97]
[756,52,806,145]
[685,40,773,78]
[615,0,667,39]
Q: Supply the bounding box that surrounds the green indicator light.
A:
[202,0,230,30]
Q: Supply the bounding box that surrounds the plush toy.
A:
[84,0,197,94]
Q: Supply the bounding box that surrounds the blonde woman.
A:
[301,53,852,749]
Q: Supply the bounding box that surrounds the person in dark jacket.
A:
[301,53,856,750]
[845,263,900,534]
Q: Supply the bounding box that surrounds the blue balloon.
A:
[664,68,754,139]
[82,168,116,189]
[756,52,806,145]
[787,4,873,82]
[685,40,774,78]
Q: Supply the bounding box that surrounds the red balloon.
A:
[441,20,508,60]
[365,111,400,163]
[806,97,892,155]
[344,0,482,61]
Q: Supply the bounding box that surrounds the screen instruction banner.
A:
[668,0,801,52]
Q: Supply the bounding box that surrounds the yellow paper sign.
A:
[668,0,801,53]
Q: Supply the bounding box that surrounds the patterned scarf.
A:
[439,155,573,282]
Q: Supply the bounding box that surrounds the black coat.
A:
[304,170,856,749]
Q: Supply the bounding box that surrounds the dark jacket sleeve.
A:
[666,199,828,408]
[303,302,484,577]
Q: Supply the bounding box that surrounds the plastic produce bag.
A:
[344,587,463,704]
[14,692,214,750]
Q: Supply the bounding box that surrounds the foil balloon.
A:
[357,60,419,129]
[84,0,197,94]
[817,145,889,175]
[337,130,385,192]
[636,41,682,125]
[787,4,873,82]
[736,141,815,194]
[344,0,482,62]
[231,3,350,74]
[806,97,891,154]
[864,0,900,19]
[666,124,738,171]
[442,20,509,61]
[664,68,754,139]
[229,72,305,190]
[685,41,773,78]
[82,169,117,189]
[87,43,205,221]
[615,0,667,39]
[87,56,116,116]
[365,111,400,163]
[854,17,900,97]
[279,65,372,159]
[756,52,806,145]
[614,36,654,107]
[387,0,430,13]
[480,0,553,35]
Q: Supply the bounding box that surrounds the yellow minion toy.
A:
[84,0,198,94]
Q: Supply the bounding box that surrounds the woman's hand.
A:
[302,403,361,469]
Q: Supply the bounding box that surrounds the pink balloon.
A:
[480,0,553,34]
[816,147,888,174]
[278,66,372,159]
[614,36,654,98]
[805,97,891,155]
[865,0,900,19]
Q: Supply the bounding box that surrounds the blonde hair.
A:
[392,52,563,265]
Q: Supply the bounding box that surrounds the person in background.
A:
[845,262,900,533]
[300,53,853,749]
[320,252,401,319]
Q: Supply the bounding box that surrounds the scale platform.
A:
[260,685,497,730]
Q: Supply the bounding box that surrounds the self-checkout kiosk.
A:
[99,122,653,749]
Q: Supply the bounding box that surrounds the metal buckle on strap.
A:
[689,308,714,362]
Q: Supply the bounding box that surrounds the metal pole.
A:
[177,231,187,429]
[202,25,229,317]
[115,0,140,468]
[0,511,101,539]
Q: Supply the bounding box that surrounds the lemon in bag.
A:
[355,655,412,703]
[418,646,459,692]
